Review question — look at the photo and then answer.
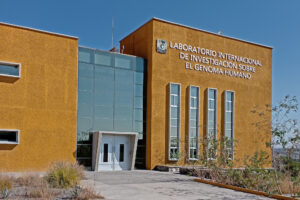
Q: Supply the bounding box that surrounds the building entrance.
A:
[99,134,130,171]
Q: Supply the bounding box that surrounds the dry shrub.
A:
[16,174,42,187]
[45,161,84,189]
[75,187,104,200]
[0,175,12,191]
[0,175,13,198]
[280,176,300,195]
[25,181,60,199]
[280,177,293,194]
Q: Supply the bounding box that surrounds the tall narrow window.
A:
[224,91,234,159]
[169,83,180,160]
[207,88,217,159]
[189,86,199,160]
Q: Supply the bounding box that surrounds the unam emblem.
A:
[156,39,167,54]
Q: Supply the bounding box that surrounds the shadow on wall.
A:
[165,84,169,164]
[185,86,189,161]
[0,144,17,150]
[0,76,19,83]
[202,89,208,154]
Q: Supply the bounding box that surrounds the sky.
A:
[0,0,300,119]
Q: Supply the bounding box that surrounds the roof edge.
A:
[0,22,78,40]
[121,17,273,49]
[119,18,154,42]
[78,45,144,59]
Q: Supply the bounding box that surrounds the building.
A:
[0,18,272,171]
[0,22,78,171]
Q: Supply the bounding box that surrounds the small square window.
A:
[0,130,19,144]
[0,61,21,78]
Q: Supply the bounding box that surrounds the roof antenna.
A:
[112,16,114,48]
[109,16,118,52]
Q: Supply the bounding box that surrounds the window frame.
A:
[206,88,218,160]
[188,85,200,160]
[0,61,21,78]
[224,90,235,160]
[168,82,181,161]
[0,129,20,144]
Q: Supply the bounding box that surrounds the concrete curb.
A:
[194,178,296,200]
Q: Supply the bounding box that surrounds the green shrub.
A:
[283,158,300,177]
[45,161,84,189]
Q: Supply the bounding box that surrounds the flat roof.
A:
[121,17,273,49]
[0,22,78,40]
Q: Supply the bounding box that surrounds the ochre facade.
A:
[120,19,272,169]
[0,23,78,171]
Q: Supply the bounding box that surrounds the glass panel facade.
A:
[77,47,146,169]
[95,51,112,66]
[115,54,132,69]
[169,83,180,160]
[189,86,199,160]
[224,91,234,159]
[207,88,217,159]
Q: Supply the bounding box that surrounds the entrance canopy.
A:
[92,131,138,171]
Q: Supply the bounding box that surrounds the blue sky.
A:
[1,0,299,118]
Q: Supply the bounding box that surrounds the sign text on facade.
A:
[169,41,262,80]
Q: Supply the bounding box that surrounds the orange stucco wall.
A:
[0,23,78,171]
[121,19,272,169]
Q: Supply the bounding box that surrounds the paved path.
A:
[82,170,271,200]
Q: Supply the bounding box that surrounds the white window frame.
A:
[168,83,181,161]
[224,90,235,160]
[0,61,21,78]
[206,88,217,160]
[0,129,20,144]
[188,85,200,160]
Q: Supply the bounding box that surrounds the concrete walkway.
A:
[82,170,271,200]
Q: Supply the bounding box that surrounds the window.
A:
[207,88,217,159]
[224,91,234,159]
[120,144,124,162]
[169,83,180,160]
[0,61,21,78]
[103,143,108,162]
[189,86,199,160]
[0,130,19,144]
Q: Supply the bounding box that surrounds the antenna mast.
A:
[112,16,114,48]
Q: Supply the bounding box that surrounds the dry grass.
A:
[75,187,104,200]
[45,161,84,189]
[15,174,42,187]
[25,182,57,199]
[280,177,300,195]
[0,175,12,191]
[0,175,13,199]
